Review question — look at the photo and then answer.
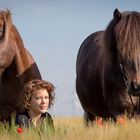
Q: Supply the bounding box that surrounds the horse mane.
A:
[0,9,36,76]
[115,11,140,60]
[104,11,140,61]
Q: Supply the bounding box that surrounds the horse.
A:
[0,9,42,122]
[76,9,140,124]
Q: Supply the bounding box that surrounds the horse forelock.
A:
[0,9,13,45]
[114,12,140,61]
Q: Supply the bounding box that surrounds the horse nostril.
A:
[131,81,138,90]
[129,81,140,96]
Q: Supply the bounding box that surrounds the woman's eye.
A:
[36,97,41,100]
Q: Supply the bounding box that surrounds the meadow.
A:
[0,116,140,140]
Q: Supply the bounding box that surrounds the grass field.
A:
[0,116,140,140]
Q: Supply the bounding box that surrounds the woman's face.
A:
[29,89,50,115]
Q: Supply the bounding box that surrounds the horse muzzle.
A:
[129,82,140,96]
[129,90,140,96]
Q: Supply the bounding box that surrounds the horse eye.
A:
[0,22,4,38]
[131,62,136,71]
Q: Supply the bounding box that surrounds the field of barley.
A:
[0,116,140,140]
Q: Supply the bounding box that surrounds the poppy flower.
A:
[96,117,103,127]
[17,127,23,133]
[117,116,126,125]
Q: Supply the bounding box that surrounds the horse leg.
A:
[84,111,96,126]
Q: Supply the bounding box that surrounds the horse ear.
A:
[4,10,12,22]
[113,8,121,21]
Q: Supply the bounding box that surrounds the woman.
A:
[16,79,55,130]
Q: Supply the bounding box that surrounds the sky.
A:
[1,0,140,116]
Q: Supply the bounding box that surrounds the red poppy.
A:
[117,116,126,125]
[96,117,103,127]
[17,127,23,133]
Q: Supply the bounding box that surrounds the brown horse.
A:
[76,9,140,124]
[0,9,41,121]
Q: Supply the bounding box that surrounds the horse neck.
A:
[100,42,117,76]
[12,26,35,75]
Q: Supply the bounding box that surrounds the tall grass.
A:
[0,116,140,140]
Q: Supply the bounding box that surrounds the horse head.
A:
[113,9,140,96]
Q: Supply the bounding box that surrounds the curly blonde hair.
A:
[20,79,55,110]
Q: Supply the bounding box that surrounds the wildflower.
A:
[96,117,103,127]
[117,116,126,125]
[17,127,23,133]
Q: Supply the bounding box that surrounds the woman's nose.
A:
[41,98,45,103]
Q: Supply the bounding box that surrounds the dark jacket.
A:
[15,111,54,131]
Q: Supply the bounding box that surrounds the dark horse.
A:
[0,10,41,121]
[76,9,140,124]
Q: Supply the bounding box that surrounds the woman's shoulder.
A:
[41,112,53,120]
[15,111,30,127]
[41,112,54,131]
[16,111,30,119]
[41,112,54,125]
